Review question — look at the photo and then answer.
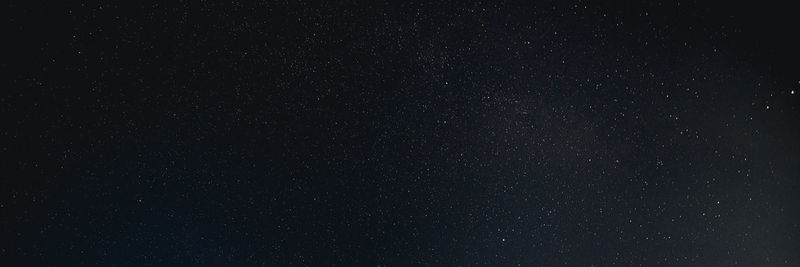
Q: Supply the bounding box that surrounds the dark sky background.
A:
[3,0,799,265]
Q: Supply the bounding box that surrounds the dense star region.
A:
[3,1,799,265]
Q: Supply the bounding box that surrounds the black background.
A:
[3,0,799,265]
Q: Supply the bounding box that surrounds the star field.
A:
[3,1,799,265]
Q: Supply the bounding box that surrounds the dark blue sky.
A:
[3,1,799,265]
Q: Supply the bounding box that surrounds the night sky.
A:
[3,1,799,265]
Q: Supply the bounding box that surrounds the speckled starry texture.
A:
[3,1,799,266]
